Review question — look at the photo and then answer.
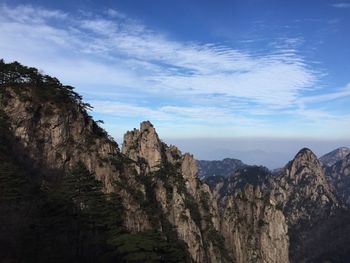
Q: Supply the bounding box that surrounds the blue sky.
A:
[1,0,349,164]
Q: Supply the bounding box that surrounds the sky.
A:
[1,0,349,167]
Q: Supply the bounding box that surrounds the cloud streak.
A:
[0,4,318,107]
[331,3,350,8]
[0,4,349,138]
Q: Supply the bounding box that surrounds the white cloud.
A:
[331,3,350,8]
[90,100,244,124]
[0,4,319,109]
[1,4,67,24]
[300,83,350,104]
[0,4,349,138]
[90,101,170,120]
[105,8,126,19]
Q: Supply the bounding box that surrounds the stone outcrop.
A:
[122,121,164,174]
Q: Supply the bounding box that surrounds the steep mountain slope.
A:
[319,147,350,167]
[207,147,346,263]
[0,60,292,262]
[221,185,289,263]
[204,165,271,203]
[121,121,227,262]
[0,61,214,261]
[271,148,338,227]
[269,148,341,262]
[197,158,246,180]
[0,64,154,234]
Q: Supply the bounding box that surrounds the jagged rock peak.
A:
[277,147,339,228]
[294,147,318,161]
[140,120,155,132]
[122,121,163,172]
[288,147,321,171]
[285,147,329,186]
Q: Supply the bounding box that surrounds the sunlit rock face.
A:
[271,148,339,227]
[122,121,164,174]
[221,184,289,263]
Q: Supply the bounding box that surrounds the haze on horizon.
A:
[1,0,349,167]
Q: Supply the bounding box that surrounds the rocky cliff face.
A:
[1,85,154,233]
[325,153,350,205]
[205,165,289,262]
[269,148,341,262]
[121,121,224,262]
[122,121,164,174]
[120,121,294,263]
[221,185,289,263]
[271,148,338,227]
[207,148,345,263]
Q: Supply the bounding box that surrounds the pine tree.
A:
[60,162,112,262]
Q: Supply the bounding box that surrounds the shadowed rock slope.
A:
[325,153,350,205]
[197,158,246,180]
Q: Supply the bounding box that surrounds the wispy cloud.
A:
[331,3,350,8]
[0,3,349,138]
[299,83,350,104]
[90,100,243,125]
[0,4,318,107]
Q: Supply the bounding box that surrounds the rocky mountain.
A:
[271,148,338,226]
[197,158,246,180]
[0,60,292,262]
[270,148,341,262]
[121,121,226,262]
[204,165,271,202]
[319,147,350,167]
[221,185,289,263]
[1,60,350,263]
[208,147,347,263]
[325,153,350,205]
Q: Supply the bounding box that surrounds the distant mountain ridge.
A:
[197,158,246,180]
[319,147,350,167]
